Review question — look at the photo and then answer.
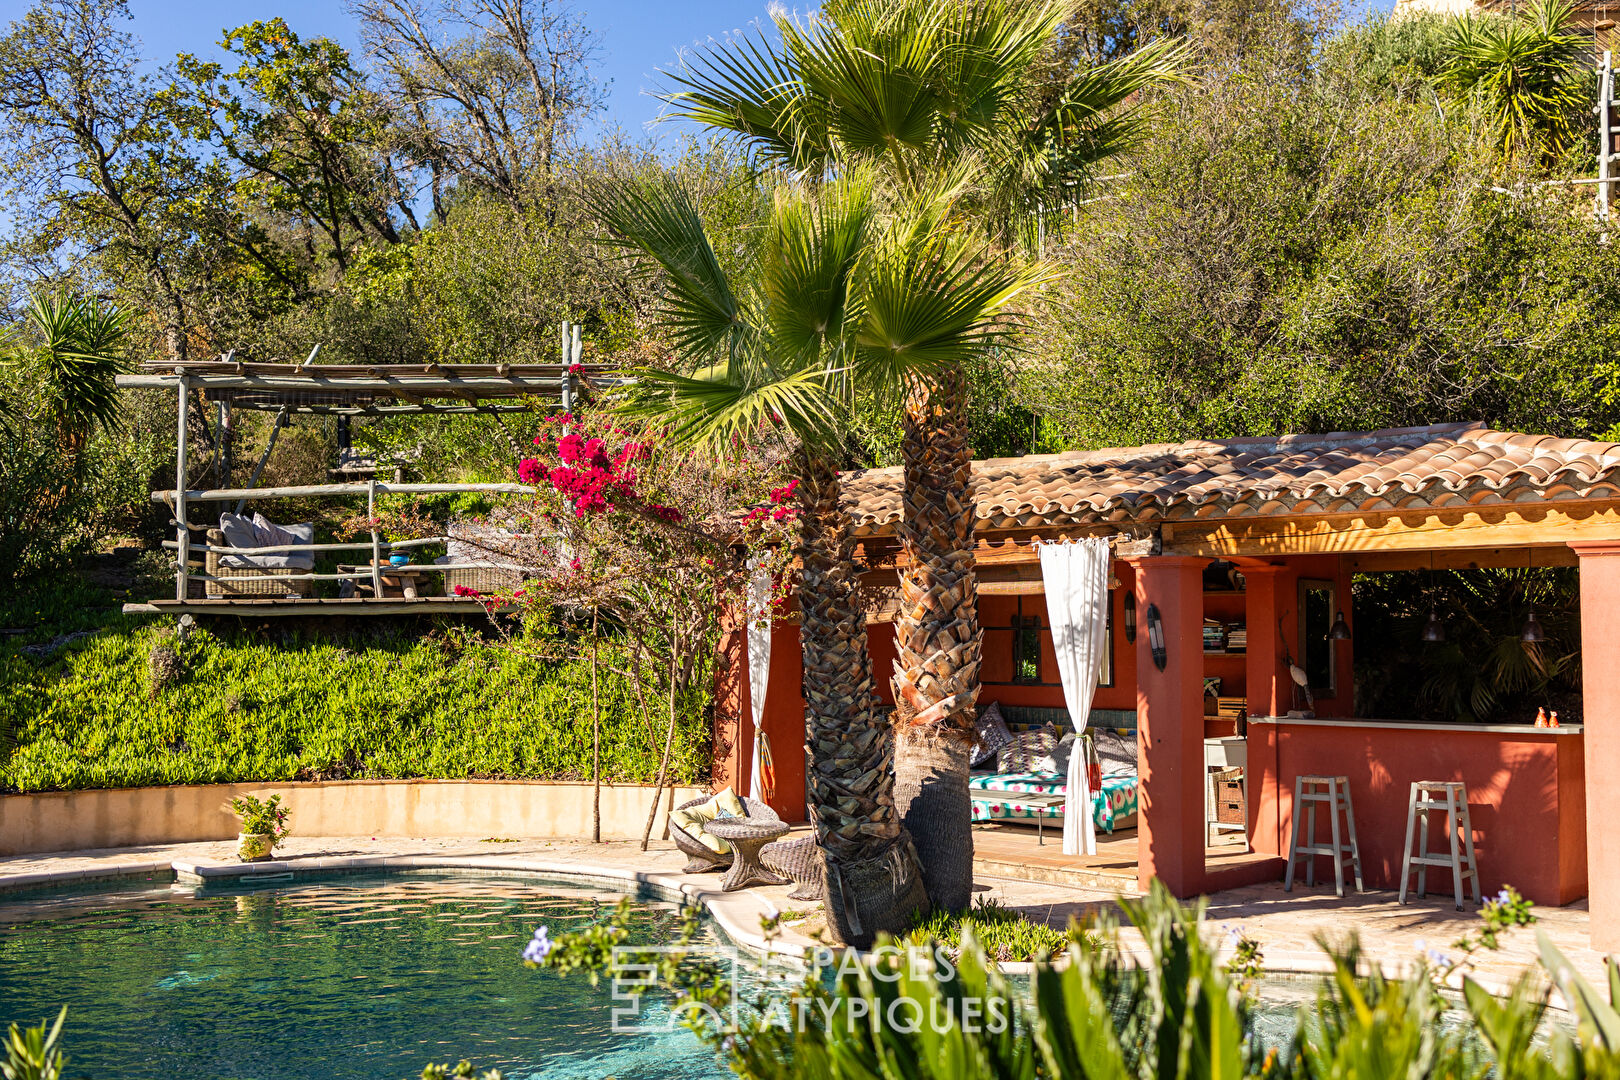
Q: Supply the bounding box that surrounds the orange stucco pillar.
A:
[712,623,752,796]
[1573,542,1620,949]
[1128,554,1210,897]
[1240,564,1288,858]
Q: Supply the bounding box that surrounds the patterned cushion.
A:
[996,723,1059,773]
[970,702,1014,767]
[1036,733,1077,775]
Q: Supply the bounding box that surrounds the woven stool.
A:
[761,835,823,902]
[1399,781,1480,909]
[1284,775,1364,897]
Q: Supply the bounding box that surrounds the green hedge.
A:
[0,618,711,795]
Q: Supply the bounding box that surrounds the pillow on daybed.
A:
[969,702,1014,768]
[216,512,315,571]
[1095,728,1138,776]
[997,723,1060,774]
[668,786,748,854]
[1035,733,1078,775]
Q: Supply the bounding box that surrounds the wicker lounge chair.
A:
[760,835,823,902]
[205,515,316,598]
[670,796,780,873]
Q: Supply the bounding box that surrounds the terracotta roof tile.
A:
[840,423,1620,535]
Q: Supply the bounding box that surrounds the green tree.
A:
[664,0,1181,912]
[595,163,1044,944]
[0,0,214,363]
[1021,40,1620,451]
[176,18,412,274]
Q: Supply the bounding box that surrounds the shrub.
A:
[0,615,711,794]
[906,896,1091,963]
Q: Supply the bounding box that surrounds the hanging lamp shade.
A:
[1328,610,1352,640]
[1521,608,1546,643]
[1420,608,1446,643]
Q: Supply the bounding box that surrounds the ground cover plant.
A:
[0,575,710,794]
[907,896,1093,964]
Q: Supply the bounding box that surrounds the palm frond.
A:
[619,361,845,456]
[761,170,876,366]
[585,173,751,373]
[659,22,827,171]
[854,212,1059,384]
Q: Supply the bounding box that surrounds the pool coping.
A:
[0,854,1576,1008]
[0,853,817,964]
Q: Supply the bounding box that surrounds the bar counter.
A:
[1246,715,1587,905]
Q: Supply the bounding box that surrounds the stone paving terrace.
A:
[0,833,1602,999]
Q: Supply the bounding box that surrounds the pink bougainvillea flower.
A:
[569,556,583,572]
[518,458,544,484]
[453,585,482,597]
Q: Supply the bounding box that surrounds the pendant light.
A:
[1328,610,1352,640]
[1521,607,1546,643]
[1420,607,1446,644]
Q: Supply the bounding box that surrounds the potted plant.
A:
[229,794,290,862]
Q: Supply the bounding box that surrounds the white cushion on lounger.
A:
[217,513,315,571]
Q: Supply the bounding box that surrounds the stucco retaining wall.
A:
[0,780,706,856]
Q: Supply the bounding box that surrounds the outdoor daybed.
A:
[969,722,1140,834]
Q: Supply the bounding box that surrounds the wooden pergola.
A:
[119,326,622,616]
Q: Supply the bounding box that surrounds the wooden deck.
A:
[123,597,510,617]
[972,823,1281,893]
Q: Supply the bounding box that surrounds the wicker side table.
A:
[704,818,791,892]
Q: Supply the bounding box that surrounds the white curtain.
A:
[1037,538,1113,855]
[745,564,772,802]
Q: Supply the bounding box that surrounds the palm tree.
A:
[663,0,1183,910]
[3,293,131,453]
[1439,0,1587,166]
[593,168,1047,944]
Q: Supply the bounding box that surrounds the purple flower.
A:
[524,926,553,964]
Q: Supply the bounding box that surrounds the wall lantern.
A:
[1123,592,1137,643]
[1146,603,1167,671]
[1420,608,1446,644]
[1328,610,1352,640]
[1521,608,1546,643]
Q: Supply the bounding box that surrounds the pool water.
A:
[0,871,732,1080]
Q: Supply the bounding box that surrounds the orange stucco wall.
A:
[1249,721,1587,906]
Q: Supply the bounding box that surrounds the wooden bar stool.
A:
[1284,775,1364,897]
[1399,781,1481,909]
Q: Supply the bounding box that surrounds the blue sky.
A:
[0,0,775,142]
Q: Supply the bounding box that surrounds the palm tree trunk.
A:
[891,365,981,913]
[796,449,929,946]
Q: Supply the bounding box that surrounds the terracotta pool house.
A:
[720,423,1620,948]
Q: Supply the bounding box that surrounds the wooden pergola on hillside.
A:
[118,325,620,616]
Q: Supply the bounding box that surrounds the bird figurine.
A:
[1289,661,1315,715]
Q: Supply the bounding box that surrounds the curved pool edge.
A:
[0,853,1570,1009]
[0,853,815,964]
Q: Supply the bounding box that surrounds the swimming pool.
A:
[0,871,732,1080]
[0,870,1563,1079]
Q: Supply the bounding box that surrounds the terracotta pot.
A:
[238,832,275,862]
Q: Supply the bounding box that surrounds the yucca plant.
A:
[662,0,1185,911]
[596,163,1049,944]
[1438,0,1588,166]
[2,293,131,453]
